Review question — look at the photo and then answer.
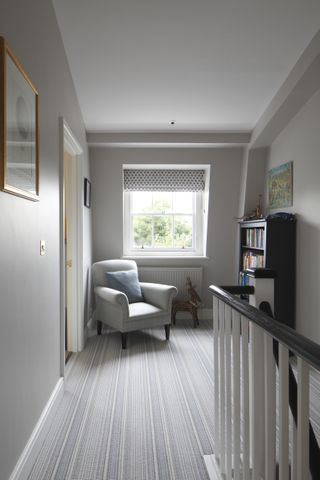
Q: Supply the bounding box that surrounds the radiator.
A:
[138,267,203,299]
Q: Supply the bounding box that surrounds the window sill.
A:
[122,255,210,260]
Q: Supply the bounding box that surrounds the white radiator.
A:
[138,267,203,299]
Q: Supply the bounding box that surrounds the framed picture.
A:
[268,161,293,209]
[0,37,39,201]
[84,178,91,208]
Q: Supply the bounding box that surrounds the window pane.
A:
[154,216,173,247]
[174,216,193,248]
[133,216,152,247]
[173,192,193,213]
[152,192,172,213]
[132,192,152,213]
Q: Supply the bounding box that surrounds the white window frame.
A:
[123,165,210,258]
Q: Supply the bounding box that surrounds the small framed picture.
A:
[0,36,39,201]
[84,178,91,208]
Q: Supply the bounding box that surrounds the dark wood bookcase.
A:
[239,217,296,328]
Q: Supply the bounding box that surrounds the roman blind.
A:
[123,169,205,192]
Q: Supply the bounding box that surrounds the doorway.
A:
[64,151,75,361]
[60,119,83,375]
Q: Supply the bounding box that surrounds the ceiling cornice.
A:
[86,132,251,148]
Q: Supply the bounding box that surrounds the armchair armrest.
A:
[95,286,129,310]
[140,282,177,310]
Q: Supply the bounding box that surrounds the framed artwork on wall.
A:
[268,161,293,209]
[84,178,91,208]
[0,36,39,201]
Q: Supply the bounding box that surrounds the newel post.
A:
[246,268,277,479]
[246,267,276,314]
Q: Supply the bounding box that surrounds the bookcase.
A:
[239,217,296,328]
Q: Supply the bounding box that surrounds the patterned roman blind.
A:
[123,169,205,192]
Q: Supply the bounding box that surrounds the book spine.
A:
[245,227,265,248]
[242,251,265,269]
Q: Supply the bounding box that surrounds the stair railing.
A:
[204,269,320,480]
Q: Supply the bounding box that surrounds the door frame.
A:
[59,117,83,376]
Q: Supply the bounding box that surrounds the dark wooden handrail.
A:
[209,284,320,371]
[260,301,320,480]
[219,285,255,295]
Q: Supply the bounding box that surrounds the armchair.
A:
[92,259,177,348]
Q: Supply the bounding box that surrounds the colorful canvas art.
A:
[268,161,293,209]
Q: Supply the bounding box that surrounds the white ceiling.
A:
[53,0,320,133]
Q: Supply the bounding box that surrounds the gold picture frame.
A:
[0,36,39,201]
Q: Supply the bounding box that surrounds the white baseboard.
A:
[9,377,64,480]
[203,454,223,480]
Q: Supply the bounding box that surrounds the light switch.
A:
[40,240,46,256]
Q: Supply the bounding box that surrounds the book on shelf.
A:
[239,217,296,328]
[242,251,264,270]
[239,270,250,286]
[245,227,264,248]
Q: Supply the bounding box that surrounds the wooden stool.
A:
[171,299,200,328]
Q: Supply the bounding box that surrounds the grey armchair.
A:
[92,259,177,348]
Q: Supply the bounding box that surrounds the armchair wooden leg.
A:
[165,324,170,340]
[121,333,127,349]
[97,321,102,335]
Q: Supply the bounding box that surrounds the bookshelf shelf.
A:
[239,217,296,328]
[242,245,265,251]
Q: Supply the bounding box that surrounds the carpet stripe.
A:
[28,321,214,480]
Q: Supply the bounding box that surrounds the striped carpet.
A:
[28,319,214,480]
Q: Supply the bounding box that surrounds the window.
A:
[123,166,210,257]
[131,191,196,249]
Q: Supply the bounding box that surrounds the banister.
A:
[209,284,320,371]
[219,285,255,295]
[260,300,320,480]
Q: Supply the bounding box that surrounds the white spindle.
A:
[290,409,297,480]
[297,357,309,479]
[219,300,226,474]
[225,305,232,479]
[250,323,265,479]
[206,287,318,480]
[241,316,250,480]
[213,296,220,457]
[279,343,289,480]
[264,333,276,479]
[232,310,241,480]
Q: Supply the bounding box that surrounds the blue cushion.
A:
[105,270,144,304]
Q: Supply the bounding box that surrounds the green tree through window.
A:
[132,192,193,249]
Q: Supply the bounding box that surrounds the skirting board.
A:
[203,454,224,480]
[9,377,64,480]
